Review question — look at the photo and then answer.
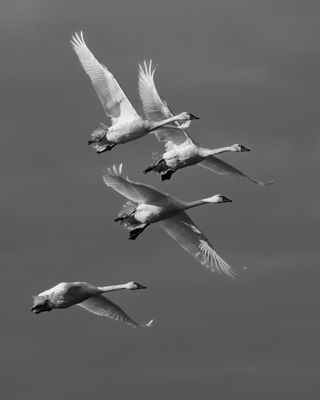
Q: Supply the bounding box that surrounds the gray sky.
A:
[1,1,320,399]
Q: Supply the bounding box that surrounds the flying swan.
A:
[139,60,273,185]
[71,32,199,153]
[103,164,238,278]
[31,281,153,328]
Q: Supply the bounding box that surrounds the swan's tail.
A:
[88,124,116,153]
[88,123,107,145]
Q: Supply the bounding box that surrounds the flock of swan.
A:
[31,31,272,327]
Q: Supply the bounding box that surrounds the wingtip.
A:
[144,319,154,327]
[247,176,274,186]
[103,164,124,181]
[70,30,85,47]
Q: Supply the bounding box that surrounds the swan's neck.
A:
[149,114,186,132]
[97,283,130,293]
[199,146,234,158]
[184,198,213,210]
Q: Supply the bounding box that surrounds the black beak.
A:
[241,145,251,152]
[222,196,232,203]
[136,283,147,289]
[189,113,199,120]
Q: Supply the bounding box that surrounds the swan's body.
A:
[139,61,273,185]
[103,164,237,278]
[31,281,153,328]
[71,33,198,153]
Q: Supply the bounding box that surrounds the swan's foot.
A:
[128,225,148,240]
[114,211,135,223]
[143,165,154,174]
[143,159,168,175]
[161,170,174,181]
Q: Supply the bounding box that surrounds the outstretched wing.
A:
[71,31,138,125]
[199,156,273,186]
[138,60,192,151]
[103,164,168,204]
[160,212,238,278]
[77,294,152,327]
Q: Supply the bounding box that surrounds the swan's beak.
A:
[136,283,147,290]
[240,145,251,152]
[221,196,232,203]
[189,113,199,120]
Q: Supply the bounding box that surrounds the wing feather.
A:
[77,295,152,327]
[103,164,168,204]
[138,60,192,151]
[71,31,138,124]
[160,212,238,278]
[199,156,273,186]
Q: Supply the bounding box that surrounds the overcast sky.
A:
[1,1,320,399]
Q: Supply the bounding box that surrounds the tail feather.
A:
[89,124,107,143]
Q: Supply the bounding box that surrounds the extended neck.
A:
[97,283,130,293]
[199,146,235,158]
[149,114,186,132]
[184,198,213,210]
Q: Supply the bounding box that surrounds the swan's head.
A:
[127,281,147,290]
[231,144,251,152]
[176,112,199,122]
[31,296,53,314]
[205,194,233,204]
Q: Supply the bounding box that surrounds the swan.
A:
[71,32,199,154]
[103,164,238,278]
[139,61,273,185]
[31,281,153,328]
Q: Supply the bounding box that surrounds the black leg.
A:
[128,226,148,240]
[161,170,174,181]
[143,166,153,174]
[96,144,116,154]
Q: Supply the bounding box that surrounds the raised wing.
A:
[103,164,168,204]
[77,294,153,327]
[71,31,138,124]
[199,156,273,186]
[138,60,192,151]
[160,212,238,278]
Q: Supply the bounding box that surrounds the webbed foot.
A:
[128,226,148,240]
[161,170,174,181]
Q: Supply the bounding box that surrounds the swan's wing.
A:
[160,212,238,278]
[71,31,138,125]
[138,60,192,151]
[103,164,168,204]
[77,294,152,327]
[199,156,273,186]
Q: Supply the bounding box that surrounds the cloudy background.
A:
[1,1,320,399]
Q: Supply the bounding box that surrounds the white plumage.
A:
[71,33,199,153]
[31,281,153,328]
[103,164,238,278]
[139,60,273,185]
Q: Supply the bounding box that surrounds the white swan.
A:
[103,164,238,278]
[139,61,273,185]
[31,281,153,328]
[71,32,199,154]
